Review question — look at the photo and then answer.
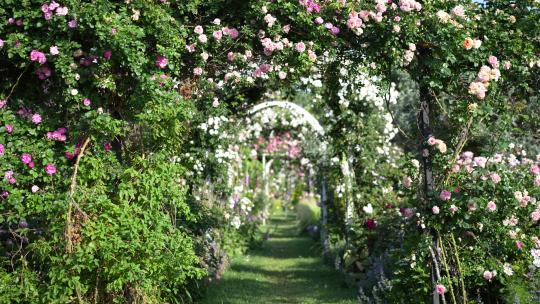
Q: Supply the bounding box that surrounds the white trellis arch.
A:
[248,100,325,136]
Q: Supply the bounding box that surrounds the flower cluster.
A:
[468,56,501,100]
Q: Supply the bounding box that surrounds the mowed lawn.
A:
[201,213,357,304]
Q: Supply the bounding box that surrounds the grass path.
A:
[201,212,357,304]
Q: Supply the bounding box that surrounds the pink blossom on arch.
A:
[213,30,223,40]
[44,163,57,175]
[490,172,501,184]
[451,5,465,17]
[194,25,204,34]
[30,50,47,64]
[488,55,499,68]
[435,284,446,295]
[21,153,32,164]
[103,50,112,60]
[155,55,168,69]
[295,42,306,53]
[193,67,203,76]
[47,127,67,142]
[31,113,42,124]
[440,190,451,201]
[486,200,497,212]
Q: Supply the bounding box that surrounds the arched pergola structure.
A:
[247,100,332,255]
[248,100,325,136]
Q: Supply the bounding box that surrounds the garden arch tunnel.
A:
[247,100,354,256]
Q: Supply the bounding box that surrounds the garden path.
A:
[201,212,357,304]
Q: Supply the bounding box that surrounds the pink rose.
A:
[531,210,540,221]
[194,25,204,34]
[31,185,40,193]
[314,17,324,24]
[486,200,497,211]
[44,163,57,175]
[0,144,4,155]
[451,5,465,17]
[432,206,440,215]
[21,153,32,164]
[488,55,499,68]
[103,50,112,60]
[83,98,91,106]
[427,136,437,145]
[155,55,168,69]
[227,51,235,62]
[483,270,493,281]
[31,113,42,124]
[5,124,13,134]
[227,28,239,39]
[435,284,446,295]
[193,67,203,76]
[535,177,540,187]
[530,165,540,175]
[30,50,47,65]
[449,204,458,214]
[490,173,501,184]
[213,30,223,40]
[439,190,451,201]
[403,176,413,188]
[295,42,306,53]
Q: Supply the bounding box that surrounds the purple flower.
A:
[35,66,52,80]
[103,50,112,60]
[365,218,377,229]
[44,163,57,175]
[68,19,77,28]
[155,55,168,69]
[21,153,32,164]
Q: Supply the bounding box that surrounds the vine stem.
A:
[5,65,29,101]
[65,137,91,254]
[450,233,468,303]
[439,236,458,304]
[429,240,447,304]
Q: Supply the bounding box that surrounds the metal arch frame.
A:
[248,100,325,136]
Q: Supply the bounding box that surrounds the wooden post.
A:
[419,80,442,304]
